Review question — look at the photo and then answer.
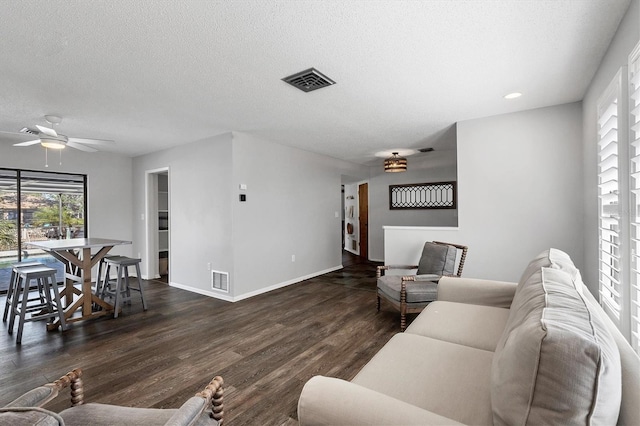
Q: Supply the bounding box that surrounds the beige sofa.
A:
[298,249,640,425]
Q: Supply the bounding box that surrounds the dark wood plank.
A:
[0,252,398,425]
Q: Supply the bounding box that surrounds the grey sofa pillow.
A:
[416,242,457,276]
[492,267,621,425]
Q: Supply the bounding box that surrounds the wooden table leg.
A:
[47,246,116,329]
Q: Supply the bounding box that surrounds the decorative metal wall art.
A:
[389,181,456,210]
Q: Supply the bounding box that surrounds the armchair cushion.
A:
[59,403,177,425]
[417,242,457,275]
[0,407,64,426]
[377,275,438,303]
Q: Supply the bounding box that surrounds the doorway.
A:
[358,182,368,260]
[145,168,170,281]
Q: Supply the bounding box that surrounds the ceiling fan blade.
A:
[67,137,114,145]
[13,139,42,146]
[0,130,38,142]
[35,125,58,137]
[66,141,98,152]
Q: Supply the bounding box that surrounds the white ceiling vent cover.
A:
[211,270,229,293]
[282,68,336,92]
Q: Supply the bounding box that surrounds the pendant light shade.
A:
[384,152,407,173]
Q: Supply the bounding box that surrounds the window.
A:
[597,39,640,355]
[628,42,640,353]
[0,168,87,291]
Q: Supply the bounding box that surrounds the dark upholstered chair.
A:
[0,368,224,425]
[377,241,468,331]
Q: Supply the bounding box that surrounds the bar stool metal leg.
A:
[9,266,68,344]
[134,262,148,311]
[3,261,44,322]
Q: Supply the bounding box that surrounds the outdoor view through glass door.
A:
[0,168,87,292]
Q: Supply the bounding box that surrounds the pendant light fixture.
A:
[384,152,407,173]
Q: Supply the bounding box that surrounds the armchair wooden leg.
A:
[400,281,407,332]
[212,378,224,425]
[376,294,380,312]
[197,375,224,425]
[52,368,84,406]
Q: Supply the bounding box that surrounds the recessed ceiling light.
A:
[504,92,522,99]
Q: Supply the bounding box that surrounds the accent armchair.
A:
[0,368,224,426]
[377,241,468,331]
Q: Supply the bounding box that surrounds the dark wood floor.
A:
[0,252,398,425]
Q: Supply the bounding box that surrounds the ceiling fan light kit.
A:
[384,152,407,173]
[40,138,66,150]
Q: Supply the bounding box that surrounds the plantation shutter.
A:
[598,72,623,324]
[629,43,640,353]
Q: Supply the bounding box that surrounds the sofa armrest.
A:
[298,376,463,426]
[437,276,517,308]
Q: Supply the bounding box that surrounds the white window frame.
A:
[597,39,640,355]
[628,41,640,353]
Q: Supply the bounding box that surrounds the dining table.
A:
[28,237,132,329]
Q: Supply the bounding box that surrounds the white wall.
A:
[0,145,134,265]
[131,133,234,295]
[230,132,366,298]
[384,102,584,282]
[582,0,639,295]
[131,131,367,300]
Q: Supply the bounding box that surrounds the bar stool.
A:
[3,261,47,323]
[100,256,147,318]
[94,255,121,299]
[8,265,68,344]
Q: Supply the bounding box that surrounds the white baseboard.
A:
[169,265,343,302]
[170,282,235,302]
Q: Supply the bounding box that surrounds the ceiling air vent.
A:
[282,68,336,92]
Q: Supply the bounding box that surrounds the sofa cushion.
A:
[405,301,510,352]
[417,242,457,275]
[352,333,494,425]
[492,267,621,426]
[377,275,438,303]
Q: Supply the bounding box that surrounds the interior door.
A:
[358,183,368,260]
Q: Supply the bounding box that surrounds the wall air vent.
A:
[282,68,336,92]
[211,270,229,293]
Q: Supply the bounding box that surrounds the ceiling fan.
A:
[0,115,114,153]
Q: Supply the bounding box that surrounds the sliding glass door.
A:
[0,168,87,292]
[0,169,19,292]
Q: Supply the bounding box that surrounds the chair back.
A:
[432,241,468,276]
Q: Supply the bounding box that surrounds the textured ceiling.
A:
[0,0,631,164]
